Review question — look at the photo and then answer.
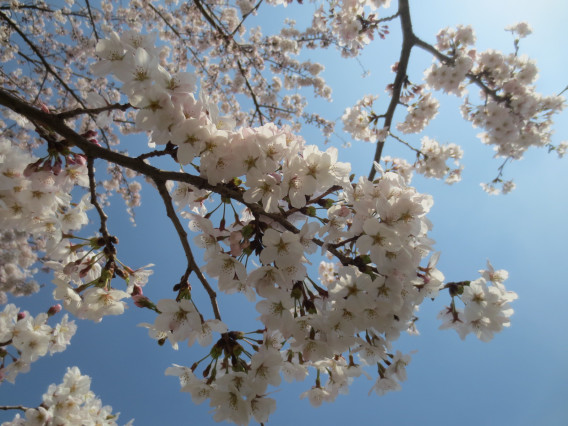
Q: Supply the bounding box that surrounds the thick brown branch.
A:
[193,0,228,38]
[0,87,362,271]
[369,0,416,181]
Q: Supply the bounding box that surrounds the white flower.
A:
[505,22,532,38]
[243,171,283,213]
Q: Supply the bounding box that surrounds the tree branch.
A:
[153,178,222,321]
[85,0,100,42]
[56,103,131,120]
[87,156,110,240]
[0,10,87,109]
[368,0,416,181]
[0,87,368,272]
[0,405,28,412]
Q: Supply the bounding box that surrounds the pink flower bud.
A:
[47,304,62,317]
[132,294,151,308]
[73,154,87,166]
[40,161,52,172]
[79,264,93,278]
[23,159,42,177]
[17,312,26,320]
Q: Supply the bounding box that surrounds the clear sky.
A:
[1,1,567,425]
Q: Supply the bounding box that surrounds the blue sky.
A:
[1,1,567,425]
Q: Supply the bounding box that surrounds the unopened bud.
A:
[23,159,42,177]
[17,312,26,321]
[47,304,62,317]
[202,364,211,378]
[132,294,151,308]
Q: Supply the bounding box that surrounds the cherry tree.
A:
[0,0,565,424]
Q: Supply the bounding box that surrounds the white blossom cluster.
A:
[0,304,76,384]
[423,24,564,192]
[341,95,379,142]
[1,2,552,423]
[0,137,153,326]
[0,230,40,303]
[94,31,351,208]
[397,93,440,134]
[2,366,130,426]
[87,31,520,424]
[0,138,90,242]
[424,55,474,96]
[317,0,392,56]
[414,137,464,184]
[438,262,517,342]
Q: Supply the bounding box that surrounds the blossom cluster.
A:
[341,95,379,143]
[439,262,517,342]
[414,137,463,183]
[2,366,130,425]
[85,30,520,425]
[0,304,76,384]
[397,93,439,134]
[0,2,547,424]
[93,31,351,207]
[425,24,564,191]
[0,136,153,325]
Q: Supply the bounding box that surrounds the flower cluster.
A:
[85,31,520,424]
[427,24,564,191]
[414,137,463,183]
[397,93,439,134]
[94,32,351,209]
[2,366,130,425]
[0,304,76,384]
[0,137,92,311]
[0,137,153,325]
[2,2,552,423]
[438,262,517,342]
[341,95,379,142]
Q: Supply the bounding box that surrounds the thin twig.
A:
[388,132,423,156]
[237,59,265,125]
[0,406,28,412]
[230,0,263,37]
[85,0,100,41]
[153,178,222,320]
[87,156,110,239]
[0,10,87,109]
[56,103,131,120]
